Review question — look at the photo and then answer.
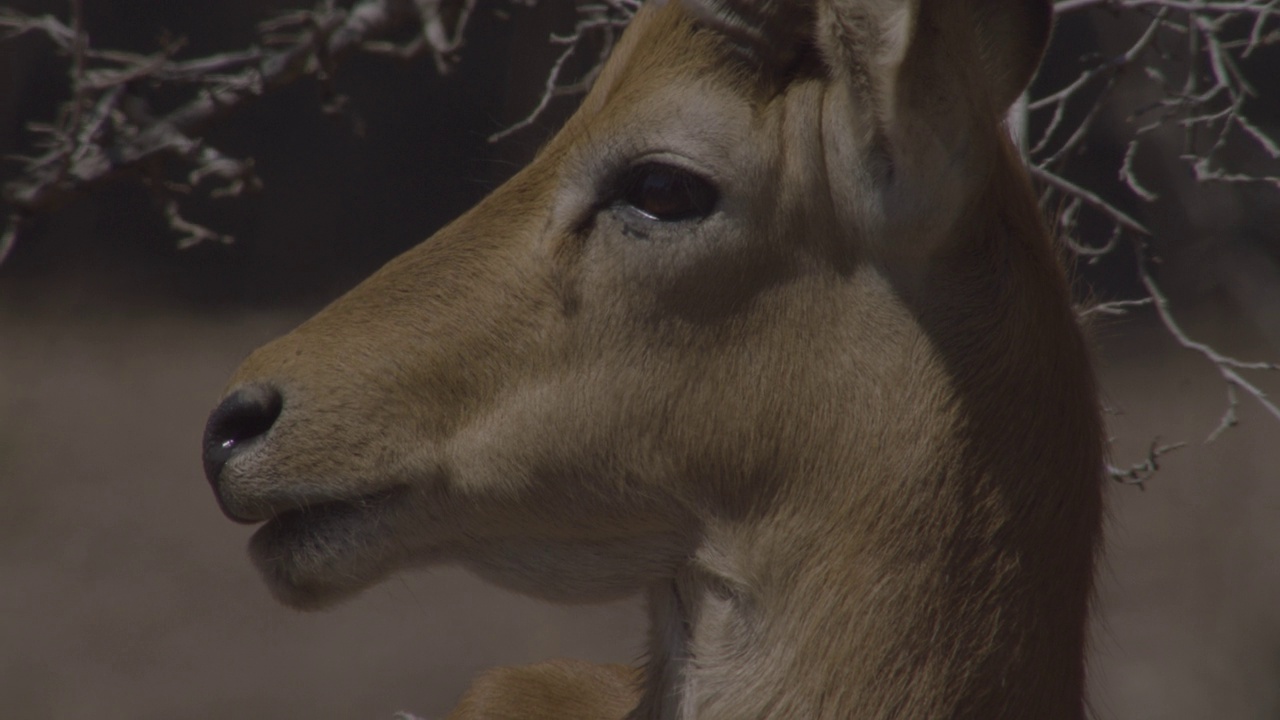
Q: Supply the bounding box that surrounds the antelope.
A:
[201,0,1105,717]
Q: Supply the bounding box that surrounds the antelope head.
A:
[203,0,1103,717]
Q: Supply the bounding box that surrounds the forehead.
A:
[550,5,765,167]
[595,5,749,93]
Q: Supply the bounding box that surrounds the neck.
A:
[632,465,1098,719]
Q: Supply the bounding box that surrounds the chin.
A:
[245,490,408,610]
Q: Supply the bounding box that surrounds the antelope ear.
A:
[671,0,814,70]
[811,0,1054,251]
[815,0,1053,118]
[968,0,1053,113]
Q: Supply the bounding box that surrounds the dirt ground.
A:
[1,291,1277,719]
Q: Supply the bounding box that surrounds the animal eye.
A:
[616,162,718,222]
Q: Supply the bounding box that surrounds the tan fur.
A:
[446,661,639,720]
[206,1,1103,718]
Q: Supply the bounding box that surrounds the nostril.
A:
[202,384,283,486]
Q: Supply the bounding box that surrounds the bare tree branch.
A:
[488,0,639,142]
[1029,0,1280,474]
[1079,297,1155,318]
[1138,263,1280,441]
[0,0,474,250]
[1030,165,1152,237]
[1108,437,1189,490]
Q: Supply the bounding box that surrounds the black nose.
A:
[202,385,283,485]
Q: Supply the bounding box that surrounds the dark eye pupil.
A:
[620,163,718,221]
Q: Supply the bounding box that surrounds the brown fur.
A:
[206,1,1104,718]
[447,661,640,720]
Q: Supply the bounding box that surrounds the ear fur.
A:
[816,0,1053,121]
[969,0,1054,113]
[814,0,918,121]
[664,0,1054,257]
[671,0,814,69]
[672,0,1053,118]
[810,0,1053,255]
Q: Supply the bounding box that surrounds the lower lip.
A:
[255,488,405,540]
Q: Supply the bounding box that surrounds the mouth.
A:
[245,486,410,608]
[250,487,406,547]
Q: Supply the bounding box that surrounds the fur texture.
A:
[205,1,1103,718]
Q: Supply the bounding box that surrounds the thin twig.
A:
[1079,297,1155,318]
[1030,165,1151,236]
[1108,437,1189,489]
[1139,264,1280,441]
[489,1,640,142]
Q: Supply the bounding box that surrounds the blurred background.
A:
[1,1,1278,718]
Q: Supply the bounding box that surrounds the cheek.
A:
[581,212,801,332]
[651,240,798,324]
